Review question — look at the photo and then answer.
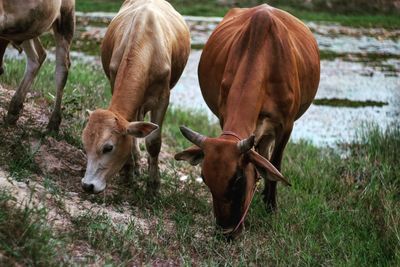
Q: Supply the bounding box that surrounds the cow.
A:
[0,0,75,132]
[81,0,190,194]
[175,4,320,238]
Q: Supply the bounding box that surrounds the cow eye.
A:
[102,144,113,154]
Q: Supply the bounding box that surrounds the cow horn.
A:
[237,134,255,154]
[179,126,206,148]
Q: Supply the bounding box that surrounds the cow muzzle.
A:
[81,177,106,194]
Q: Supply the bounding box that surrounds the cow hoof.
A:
[146,180,160,196]
[265,203,277,214]
[47,115,61,133]
[5,112,19,125]
[133,166,140,178]
[47,123,60,133]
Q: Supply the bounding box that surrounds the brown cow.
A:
[0,0,75,132]
[175,4,320,237]
[81,0,190,194]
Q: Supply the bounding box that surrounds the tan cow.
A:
[175,4,320,237]
[0,0,75,132]
[81,0,190,194]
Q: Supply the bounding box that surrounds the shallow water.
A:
[171,52,400,147]
[4,13,400,147]
[76,12,400,56]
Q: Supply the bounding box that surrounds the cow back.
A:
[199,4,320,126]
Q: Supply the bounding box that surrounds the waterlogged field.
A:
[0,3,399,266]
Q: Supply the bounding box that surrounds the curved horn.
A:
[237,134,255,154]
[179,126,206,148]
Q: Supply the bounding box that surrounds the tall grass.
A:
[0,190,62,266]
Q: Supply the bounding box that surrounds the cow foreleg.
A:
[263,127,292,213]
[121,127,141,183]
[6,38,46,125]
[120,144,135,183]
[145,96,169,194]
[47,7,74,132]
[0,38,9,75]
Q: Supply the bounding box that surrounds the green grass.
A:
[313,98,388,108]
[51,126,400,265]
[280,7,400,29]
[0,190,63,266]
[0,58,399,265]
[6,131,42,181]
[0,57,110,147]
[40,33,102,56]
[76,0,400,29]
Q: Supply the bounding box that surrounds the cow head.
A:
[81,109,158,193]
[175,126,290,238]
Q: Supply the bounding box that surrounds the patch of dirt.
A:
[0,84,187,262]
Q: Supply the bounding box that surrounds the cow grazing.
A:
[81,0,190,194]
[175,4,320,237]
[0,0,75,132]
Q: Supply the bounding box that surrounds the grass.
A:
[76,0,400,29]
[0,57,110,147]
[7,130,42,181]
[0,190,62,266]
[0,56,399,265]
[313,98,388,108]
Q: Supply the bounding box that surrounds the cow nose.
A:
[82,182,94,193]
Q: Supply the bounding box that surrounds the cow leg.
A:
[47,6,74,132]
[263,127,292,213]
[132,110,145,177]
[0,39,9,75]
[120,142,135,183]
[121,109,144,182]
[145,96,169,194]
[6,38,46,124]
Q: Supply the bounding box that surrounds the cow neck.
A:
[108,76,147,122]
[108,105,131,122]
[108,42,151,122]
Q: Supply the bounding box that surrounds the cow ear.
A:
[175,146,204,166]
[86,109,93,116]
[126,122,158,138]
[248,150,291,186]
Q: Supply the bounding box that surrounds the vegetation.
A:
[313,98,388,108]
[0,190,62,266]
[0,58,399,265]
[76,0,400,28]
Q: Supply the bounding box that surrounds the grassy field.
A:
[0,58,399,265]
[76,0,400,29]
